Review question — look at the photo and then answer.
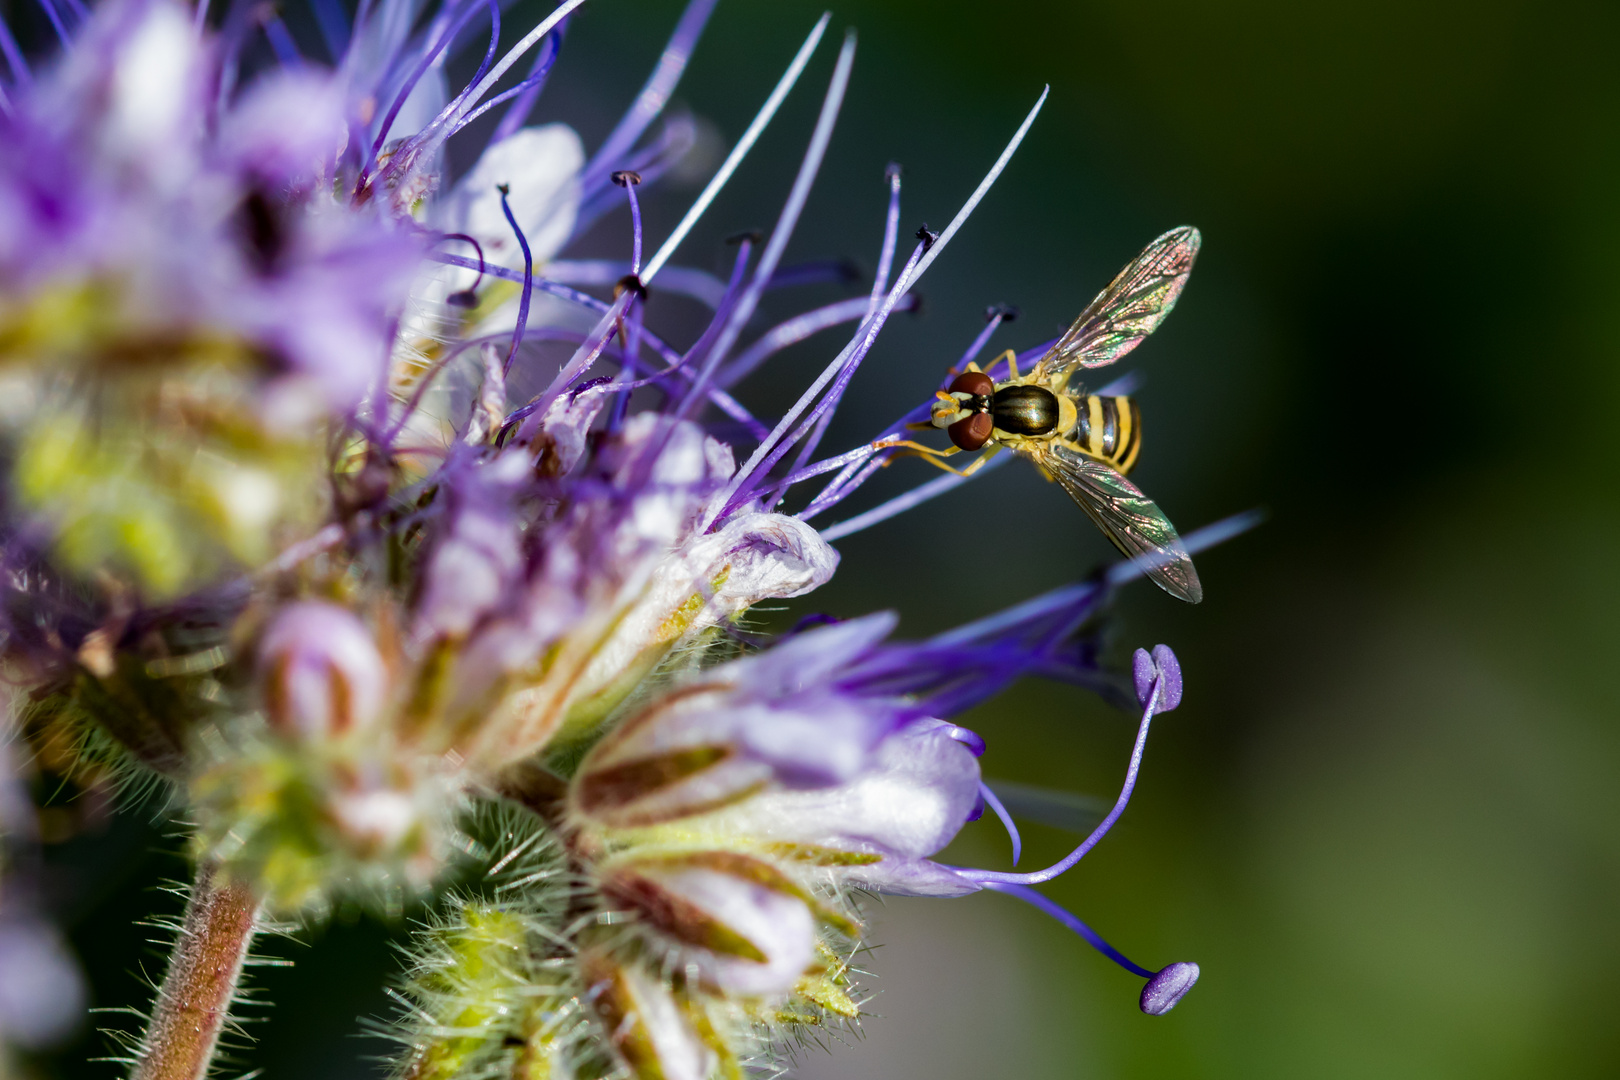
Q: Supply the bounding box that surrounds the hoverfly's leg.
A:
[872,438,981,477]
[1000,349,1020,380]
[954,443,1001,477]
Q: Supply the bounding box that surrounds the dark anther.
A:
[239,190,285,273]
[614,274,647,299]
[905,292,926,316]
[503,1035,527,1049]
[915,223,939,250]
[610,170,643,187]
[884,161,902,181]
[985,303,1020,323]
[446,290,479,308]
[833,258,863,283]
[569,375,616,400]
[725,229,764,246]
[496,182,511,196]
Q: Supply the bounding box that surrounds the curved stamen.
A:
[953,646,1180,887]
[958,303,1017,370]
[611,171,645,276]
[497,185,535,376]
[983,882,1201,1015]
[979,782,1022,866]
[491,16,565,142]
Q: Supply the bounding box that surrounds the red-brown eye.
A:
[948,412,994,451]
[948,371,995,398]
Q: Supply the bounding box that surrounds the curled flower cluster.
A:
[0,0,1243,1075]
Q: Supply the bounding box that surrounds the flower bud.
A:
[581,950,714,1080]
[259,601,387,739]
[600,853,817,996]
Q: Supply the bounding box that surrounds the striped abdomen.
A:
[1069,394,1142,473]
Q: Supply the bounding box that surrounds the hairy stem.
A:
[130,861,260,1080]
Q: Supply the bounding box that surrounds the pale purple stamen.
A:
[367,0,498,173]
[621,176,644,276]
[491,17,565,142]
[867,163,902,317]
[32,0,69,48]
[815,451,1014,539]
[641,12,830,283]
[429,254,767,434]
[980,882,1158,980]
[954,646,1179,887]
[497,184,535,376]
[708,239,925,525]
[979,782,1022,866]
[606,234,752,395]
[696,28,857,387]
[264,15,305,67]
[958,304,1015,370]
[0,16,31,87]
[716,296,887,387]
[581,0,719,193]
[308,0,351,61]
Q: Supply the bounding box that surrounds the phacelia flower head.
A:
[0,0,1250,1074]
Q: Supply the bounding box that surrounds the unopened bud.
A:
[581,950,714,1080]
[1140,961,1199,1015]
[260,601,387,738]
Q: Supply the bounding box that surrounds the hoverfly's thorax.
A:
[1068,394,1142,473]
[990,384,1061,436]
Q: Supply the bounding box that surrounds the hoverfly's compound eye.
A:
[948,412,995,451]
[948,371,995,398]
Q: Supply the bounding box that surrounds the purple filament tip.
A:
[497,184,534,376]
[978,782,1021,866]
[1140,962,1200,1015]
[981,881,1155,979]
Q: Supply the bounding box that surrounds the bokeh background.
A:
[19,0,1620,1076]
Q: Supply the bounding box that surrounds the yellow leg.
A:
[876,440,999,478]
[999,348,1019,380]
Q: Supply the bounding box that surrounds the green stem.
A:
[130,861,260,1080]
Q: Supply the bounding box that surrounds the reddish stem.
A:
[130,861,260,1080]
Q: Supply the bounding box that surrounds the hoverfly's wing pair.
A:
[1028,225,1204,603]
[1045,443,1202,603]
[1032,225,1201,385]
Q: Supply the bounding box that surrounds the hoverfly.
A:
[885,226,1203,603]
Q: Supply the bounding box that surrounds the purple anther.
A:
[1132,644,1182,712]
[1140,962,1200,1015]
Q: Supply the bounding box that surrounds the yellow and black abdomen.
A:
[1069,394,1143,473]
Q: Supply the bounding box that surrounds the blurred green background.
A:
[30,0,1620,1076]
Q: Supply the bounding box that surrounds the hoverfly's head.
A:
[931,370,997,451]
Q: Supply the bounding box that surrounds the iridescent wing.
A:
[1036,441,1202,603]
[1031,226,1201,384]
